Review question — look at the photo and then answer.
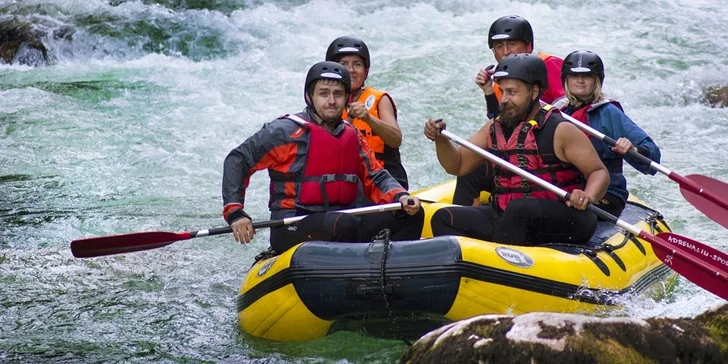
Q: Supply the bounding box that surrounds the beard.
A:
[314,105,344,126]
[320,110,342,125]
[498,99,531,128]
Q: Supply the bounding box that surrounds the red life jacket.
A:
[490,105,585,211]
[285,114,361,208]
[568,99,623,126]
[564,99,626,173]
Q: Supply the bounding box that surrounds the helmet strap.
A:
[304,91,325,125]
[350,84,364,103]
[306,104,322,124]
[527,86,542,115]
[573,95,594,106]
[351,68,369,96]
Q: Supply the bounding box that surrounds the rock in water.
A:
[400,304,727,364]
[695,303,728,359]
[704,86,728,108]
[0,17,49,67]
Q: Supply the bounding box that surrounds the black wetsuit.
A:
[433,109,597,246]
[270,208,425,254]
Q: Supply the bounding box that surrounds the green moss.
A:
[537,321,575,340]
[402,314,725,364]
[696,304,728,359]
[472,317,513,338]
[568,335,654,364]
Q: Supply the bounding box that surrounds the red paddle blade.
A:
[680,174,728,230]
[644,232,728,300]
[71,231,191,258]
[657,232,728,271]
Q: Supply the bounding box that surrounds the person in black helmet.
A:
[478,15,567,114]
[560,50,661,217]
[453,15,567,206]
[325,36,409,189]
[424,54,609,246]
[222,61,423,254]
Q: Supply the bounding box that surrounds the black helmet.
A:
[488,15,534,49]
[325,36,371,68]
[304,61,351,103]
[493,53,548,89]
[561,50,605,85]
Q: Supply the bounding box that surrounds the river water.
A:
[2,0,727,362]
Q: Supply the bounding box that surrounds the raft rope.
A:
[374,228,412,346]
[585,207,668,264]
[251,246,278,268]
[600,208,665,252]
[646,213,665,234]
[537,205,667,259]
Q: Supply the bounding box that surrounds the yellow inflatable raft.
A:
[237,180,677,341]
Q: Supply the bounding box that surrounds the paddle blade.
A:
[71,231,191,258]
[643,232,728,300]
[679,174,728,229]
[658,232,728,270]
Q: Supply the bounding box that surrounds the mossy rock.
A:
[400,306,727,364]
[695,303,728,358]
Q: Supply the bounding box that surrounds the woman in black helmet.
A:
[326,36,409,190]
[424,54,609,247]
[560,50,661,217]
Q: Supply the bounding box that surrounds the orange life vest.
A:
[342,86,409,189]
[343,87,391,160]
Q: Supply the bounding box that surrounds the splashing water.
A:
[2,0,727,362]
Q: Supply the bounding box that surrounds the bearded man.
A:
[423,54,609,246]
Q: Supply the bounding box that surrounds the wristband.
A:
[225,208,251,225]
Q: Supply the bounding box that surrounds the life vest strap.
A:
[494,149,540,156]
[283,113,309,125]
[271,174,358,183]
[493,175,583,195]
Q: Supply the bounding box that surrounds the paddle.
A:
[438,128,728,300]
[561,112,728,230]
[656,232,728,273]
[71,202,404,258]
